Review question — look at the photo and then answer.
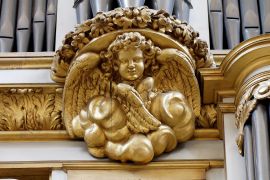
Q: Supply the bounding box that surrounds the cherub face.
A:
[118,47,144,81]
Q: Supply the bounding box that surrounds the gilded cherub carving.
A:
[64,32,200,163]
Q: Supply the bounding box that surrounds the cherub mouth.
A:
[128,70,136,73]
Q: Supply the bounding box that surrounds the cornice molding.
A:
[0,129,219,141]
[0,160,224,169]
[199,35,270,152]
[63,160,224,170]
[199,34,270,104]
[0,52,53,69]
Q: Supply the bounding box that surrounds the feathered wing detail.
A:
[114,83,161,134]
[64,52,107,137]
[154,48,201,117]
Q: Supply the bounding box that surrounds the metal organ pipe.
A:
[174,0,192,23]
[258,0,270,33]
[117,0,145,8]
[46,0,58,51]
[16,0,32,52]
[1,0,270,52]
[90,0,113,16]
[74,0,91,24]
[208,0,223,49]
[240,0,260,40]
[152,0,175,15]
[223,0,240,49]
[251,103,270,180]
[33,0,46,52]
[244,123,255,180]
[0,0,17,52]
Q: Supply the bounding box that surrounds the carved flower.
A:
[59,44,75,61]
[113,15,133,29]
[75,20,92,33]
[192,39,208,57]
[62,31,74,45]
[89,13,115,37]
[52,54,70,77]
[71,32,90,49]
[132,7,152,28]
[112,7,152,29]
[152,11,173,33]
[52,7,211,84]
[112,8,133,29]
[173,20,186,37]
[55,44,75,77]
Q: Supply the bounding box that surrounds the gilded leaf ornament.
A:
[0,88,64,131]
[236,79,270,155]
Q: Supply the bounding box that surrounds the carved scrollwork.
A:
[236,79,270,155]
[51,7,214,83]
[0,88,64,131]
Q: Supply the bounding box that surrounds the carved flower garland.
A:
[52,7,213,81]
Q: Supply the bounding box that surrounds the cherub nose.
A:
[128,59,135,69]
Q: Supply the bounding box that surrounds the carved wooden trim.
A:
[235,79,270,155]
[51,7,213,83]
[0,52,53,69]
[199,34,270,104]
[0,84,64,131]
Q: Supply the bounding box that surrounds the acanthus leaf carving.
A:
[0,88,64,131]
[236,79,270,155]
[197,104,217,128]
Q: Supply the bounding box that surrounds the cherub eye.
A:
[119,58,128,64]
[134,57,143,63]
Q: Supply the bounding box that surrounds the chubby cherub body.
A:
[71,32,195,163]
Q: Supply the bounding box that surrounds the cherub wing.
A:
[114,83,161,134]
[154,48,201,117]
[64,52,107,136]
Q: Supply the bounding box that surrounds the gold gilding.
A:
[64,31,202,163]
